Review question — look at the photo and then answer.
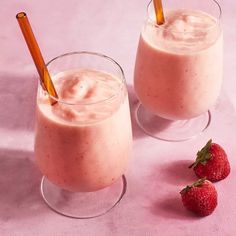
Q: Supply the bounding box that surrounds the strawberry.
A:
[180,178,217,216]
[189,139,230,182]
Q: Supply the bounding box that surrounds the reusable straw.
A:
[153,0,165,25]
[16,12,58,105]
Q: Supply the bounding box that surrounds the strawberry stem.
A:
[188,139,212,169]
[180,177,207,194]
[191,177,207,187]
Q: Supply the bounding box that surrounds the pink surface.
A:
[0,0,236,235]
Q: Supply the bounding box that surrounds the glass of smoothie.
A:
[35,52,132,218]
[134,0,222,141]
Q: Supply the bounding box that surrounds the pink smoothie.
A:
[134,9,223,120]
[35,69,132,192]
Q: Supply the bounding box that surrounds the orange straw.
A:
[16,12,58,105]
[153,0,165,25]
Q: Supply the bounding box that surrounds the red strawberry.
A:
[180,178,217,216]
[189,139,230,182]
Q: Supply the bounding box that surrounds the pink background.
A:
[0,0,236,235]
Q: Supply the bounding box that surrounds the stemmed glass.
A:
[35,52,132,218]
[134,0,222,141]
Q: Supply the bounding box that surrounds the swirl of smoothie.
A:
[40,69,124,124]
[35,69,132,192]
[134,9,223,120]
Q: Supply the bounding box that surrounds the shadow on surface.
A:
[0,73,37,131]
[147,159,197,188]
[160,159,197,186]
[146,159,199,220]
[150,194,199,220]
[0,148,46,222]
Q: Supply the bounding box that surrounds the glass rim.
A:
[43,51,126,106]
[146,0,222,33]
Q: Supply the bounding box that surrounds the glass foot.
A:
[40,175,127,219]
[136,103,211,142]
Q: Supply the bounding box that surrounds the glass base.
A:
[40,175,127,219]
[136,103,211,142]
